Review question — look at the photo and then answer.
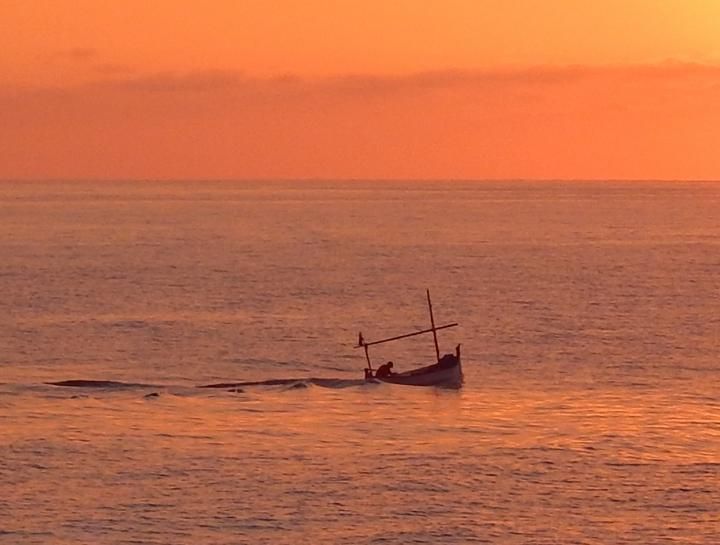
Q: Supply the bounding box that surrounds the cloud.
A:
[66,47,97,60]
[92,63,137,76]
[1,62,720,180]
[2,62,718,127]
[60,62,720,112]
[98,70,249,93]
[82,65,591,96]
[46,47,98,63]
[8,61,720,100]
[37,47,100,68]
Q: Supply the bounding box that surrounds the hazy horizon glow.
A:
[2,1,720,180]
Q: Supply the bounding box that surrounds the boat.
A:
[355,290,463,388]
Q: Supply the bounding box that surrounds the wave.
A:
[198,377,368,389]
[44,377,368,391]
[46,379,159,389]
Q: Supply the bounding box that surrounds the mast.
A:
[427,289,440,362]
[355,291,458,368]
[358,332,373,370]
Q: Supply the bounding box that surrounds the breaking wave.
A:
[198,378,368,389]
[45,377,369,391]
[46,380,159,389]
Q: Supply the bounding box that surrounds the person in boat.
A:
[375,361,394,378]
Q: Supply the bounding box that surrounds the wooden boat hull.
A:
[372,353,463,389]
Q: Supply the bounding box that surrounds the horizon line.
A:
[1,177,719,184]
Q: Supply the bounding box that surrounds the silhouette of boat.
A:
[355,290,462,388]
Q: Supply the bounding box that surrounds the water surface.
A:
[1,181,719,544]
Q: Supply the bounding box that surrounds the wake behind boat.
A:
[355,290,463,389]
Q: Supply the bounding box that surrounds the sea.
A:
[1,180,719,544]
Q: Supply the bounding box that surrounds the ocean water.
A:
[1,180,719,544]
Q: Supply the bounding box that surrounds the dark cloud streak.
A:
[5,62,720,100]
[65,47,97,60]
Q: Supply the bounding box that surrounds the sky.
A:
[2,0,720,180]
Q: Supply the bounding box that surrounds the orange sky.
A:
[2,0,720,180]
